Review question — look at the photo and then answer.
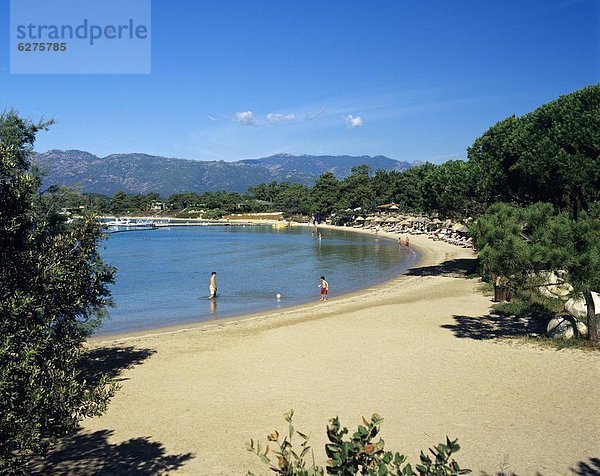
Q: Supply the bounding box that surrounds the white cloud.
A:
[345,114,363,128]
[234,111,257,126]
[207,115,216,122]
[267,113,296,124]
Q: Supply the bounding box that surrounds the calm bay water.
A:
[97,225,419,335]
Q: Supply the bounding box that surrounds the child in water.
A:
[319,275,329,301]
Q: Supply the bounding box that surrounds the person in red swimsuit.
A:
[319,275,329,301]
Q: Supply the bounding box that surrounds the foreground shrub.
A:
[248,411,470,475]
[0,112,116,473]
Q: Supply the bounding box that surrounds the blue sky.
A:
[1,0,598,163]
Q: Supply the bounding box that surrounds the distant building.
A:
[59,206,85,216]
[151,201,165,211]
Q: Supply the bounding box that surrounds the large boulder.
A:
[538,271,573,299]
[547,315,588,339]
[564,292,600,318]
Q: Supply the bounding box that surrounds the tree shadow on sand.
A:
[441,314,540,340]
[80,344,157,384]
[571,457,600,475]
[32,429,194,475]
[406,257,478,278]
[31,346,194,474]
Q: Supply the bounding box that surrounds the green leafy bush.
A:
[248,411,470,476]
[0,112,116,473]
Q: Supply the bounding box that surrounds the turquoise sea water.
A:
[97,226,419,335]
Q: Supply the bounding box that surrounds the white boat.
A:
[106,217,132,226]
[105,217,157,232]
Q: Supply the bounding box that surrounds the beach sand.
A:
[42,228,600,475]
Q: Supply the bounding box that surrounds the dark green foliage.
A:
[273,183,313,216]
[421,161,481,218]
[468,84,600,218]
[0,111,116,472]
[339,165,377,212]
[166,192,204,211]
[109,191,160,215]
[311,173,341,217]
[473,202,600,341]
[394,163,436,214]
[248,412,469,476]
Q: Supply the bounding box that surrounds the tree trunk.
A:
[584,289,597,342]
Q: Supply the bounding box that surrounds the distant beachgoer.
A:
[398,237,402,246]
[405,237,410,248]
[318,232,322,240]
[319,275,329,301]
[209,271,217,298]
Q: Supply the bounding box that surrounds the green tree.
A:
[339,165,376,212]
[395,163,436,213]
[247,181,283,203]
[0,111,116,471]
[468,84,600,218]
[473,202,599,341]
[273,183,313,216]
[166,192,203,211]
[371,169,402,207]
[422,160,480,218]
[109,190,129,214]
[311,172,341,217]
[566,207,600,341]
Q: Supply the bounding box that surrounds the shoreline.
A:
[91,224,423,342]
[56,227,600,475]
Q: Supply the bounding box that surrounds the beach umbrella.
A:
[389,205,399,210]
[355,216,365,221]
[385,216,399,223]
[455,224,469,233]
[373,217,385,223]
[399,219,412,226]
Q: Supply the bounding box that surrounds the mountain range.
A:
[33,150,421,197]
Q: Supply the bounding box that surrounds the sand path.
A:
[43,229,600,475]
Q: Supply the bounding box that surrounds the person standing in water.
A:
[319,275,329,301]
[209,271,218,298]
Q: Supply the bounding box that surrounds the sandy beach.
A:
[41,227,600,475]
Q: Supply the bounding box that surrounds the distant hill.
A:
[33,150,419,196]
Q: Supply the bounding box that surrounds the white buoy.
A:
[276,293,282,300]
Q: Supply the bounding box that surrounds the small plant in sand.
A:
[247,409,323,476]
[248,411,470,476]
